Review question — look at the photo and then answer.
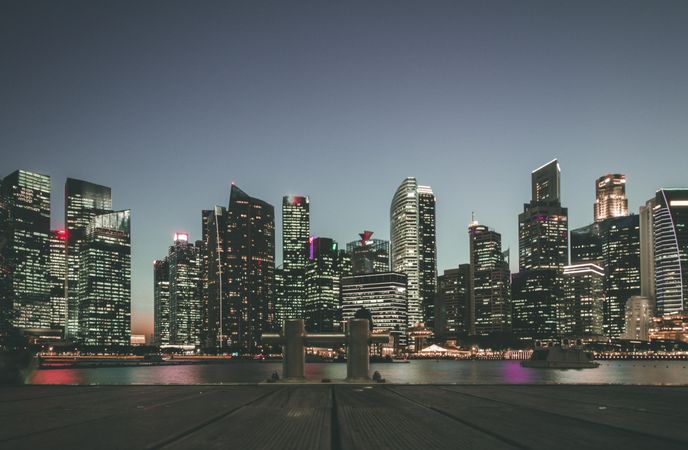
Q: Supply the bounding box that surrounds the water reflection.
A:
[29,360,688,385]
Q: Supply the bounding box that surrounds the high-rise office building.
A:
[639,199,656,302]
[513,160,568,342]
[78,210,131,346]
[0,192,10,336]
[201,206,228,350]
[347,231,390,275]
[468,221,511,336]
[571,215,641,338]
[49,229,68,331]
[305,237,346,332]
[434,265,470,341]
[0,170,52,331]
[594,174,628,222]
[224,185,276,353]
[281,195,310,322]
[64,178,112,339]
[390,177,437,328]
[623,296,652,341]
[562,263,605,338]
[153,258,170,346]
[168,233,201,346]
[648,189,688,315]
[341,272,408,335]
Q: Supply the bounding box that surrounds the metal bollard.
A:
[262,318,389,382]
[262,319,306,381]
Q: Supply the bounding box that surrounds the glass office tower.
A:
[78,210,131,347]
[0,170,52,331]
[281,195,310,322]
[64,178,112,339]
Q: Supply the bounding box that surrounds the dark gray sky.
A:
[2,1,688,335]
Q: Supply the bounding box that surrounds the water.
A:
[29,360,688,385]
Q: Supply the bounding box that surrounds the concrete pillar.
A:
[282,319,306,381]
[346,319,371,381]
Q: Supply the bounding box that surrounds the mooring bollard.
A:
[262,318,389,382]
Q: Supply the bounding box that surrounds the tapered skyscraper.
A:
[225,185,276,353]
[64,178,112,339]
[390,177,436,328]
[281,195,310,322]
[649,189,688,315]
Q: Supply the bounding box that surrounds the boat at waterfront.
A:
[521,345,600,369]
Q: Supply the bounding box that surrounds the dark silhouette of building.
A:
[513,160,569,342]
[224,185,276,353]
[468,221,511,336]
[435,265,470,341]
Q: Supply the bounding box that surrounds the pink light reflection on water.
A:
[30,368,84,385]
[502,360,534,384]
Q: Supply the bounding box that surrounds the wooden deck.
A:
[1,384,687,449]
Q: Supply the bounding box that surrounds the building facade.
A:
[168,233,201,346]
[78,210,131,347]
[434,265,470,341]
[390,177,436,328]
[153,258,170,346]
[347,231,390,275]
[594,174,628,222]
[650,189,688,315]
[64,178,112,339]
[512,160,569,342]
[623,296,652,341]
[224,185,276,353]
[468,222,511,336]
[281,195,310,323]
[562,263,605,338]
[341,272,408,335]
[49,229,68,331]
[0,170,52,331]
[305,237,347,332]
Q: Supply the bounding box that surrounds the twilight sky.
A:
[2,1,688,335]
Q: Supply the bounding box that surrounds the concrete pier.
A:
[1,384,687,449]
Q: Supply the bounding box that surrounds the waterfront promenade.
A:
[1,384,687,449]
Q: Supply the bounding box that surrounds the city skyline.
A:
[3,1,688,336]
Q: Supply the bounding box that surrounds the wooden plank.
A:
[445,385,688,443]
[1,386,272,449]
[390,386,687,450]
[161,386,329,450]
[335,385,518,450]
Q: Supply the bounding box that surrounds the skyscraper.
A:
[594,174,628,222]
[78,210,131,347]
[650,189,688,315]
[434,265,470,341]
[390,177,436,328]
[224,185,276,353]
[341,272,408,335]
[281,195,310,322]
[65,178,112,339]
[168,233,201,346]
[468,221,511,336]
[201,206,228,350]
[0,170,51,331]
[562,263,605,338]
[49,229,68,331]
[153,258,170,346]
[347,231,390,275]
[623,296,652,341]
[512,160,568,342]
[305,237,345,332]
